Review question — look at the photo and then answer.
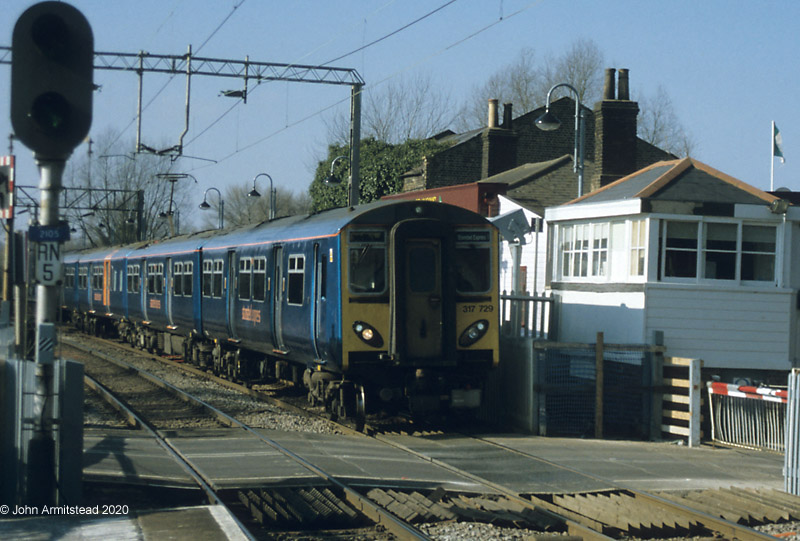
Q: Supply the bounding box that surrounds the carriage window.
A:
[65,267,75,289]
[79,267,88,289]
[147,263,164,295]
[91,266,103,290]
[253,257,266,301]
[239,258,252,300]
[348,230,386,294]
[183,262,193,296]
[287,255,304,305]
[203,260,213,297]
[455,230,491,293]
[173,262,184,296]
[213,260,223,298]
[127,265,140,293]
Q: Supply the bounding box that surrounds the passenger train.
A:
[62,199,500,426]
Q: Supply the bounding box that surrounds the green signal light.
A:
[31,92,70,135]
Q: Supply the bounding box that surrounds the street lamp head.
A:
[535,109,561,131]
[247,187,260,198]
[324,174,342,185]
[199,199,211,210]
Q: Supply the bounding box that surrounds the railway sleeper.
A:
[236,486,365,529]
[367,488,562,531]
[743,488,800,519]
[702,488,782,523]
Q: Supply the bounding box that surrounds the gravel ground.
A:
[63,335,341,434]
[68,332,800,541]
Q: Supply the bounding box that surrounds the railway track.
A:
[66,331,800,540]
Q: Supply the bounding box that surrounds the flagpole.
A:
[771,120,775,191]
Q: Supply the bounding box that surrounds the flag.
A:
[774,123,785,163]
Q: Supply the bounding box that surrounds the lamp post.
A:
[535,83,586,197]
[250,173,275,220]
[324,155,353,206]
[199,187,224,229]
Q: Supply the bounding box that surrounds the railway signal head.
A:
[11,1,94,159]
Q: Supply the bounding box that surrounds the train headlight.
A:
[459,319,489,347]
[353,321,383,348]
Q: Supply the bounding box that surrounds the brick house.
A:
[395,69,675,295]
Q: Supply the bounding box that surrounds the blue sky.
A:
[1,0,798,222]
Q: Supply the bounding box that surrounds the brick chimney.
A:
[590,68,639,192]
[482,99,517,178]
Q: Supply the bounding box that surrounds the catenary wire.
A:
[188,0,542,171]
[183,0,449,150]
[106,0,248,150]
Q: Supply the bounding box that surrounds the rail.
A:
[76,342,430,541]
[83,373,255,540]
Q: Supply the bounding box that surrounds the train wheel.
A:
[354,384,366,432]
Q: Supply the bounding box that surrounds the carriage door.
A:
[272,245,287,352]
[226,250,239,341]
[311,243,322,359]
[404,239,443,359]
[103,258,112,311]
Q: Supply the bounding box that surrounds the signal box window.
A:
[287,255,305,306]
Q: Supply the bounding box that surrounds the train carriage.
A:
[63,200,500,425]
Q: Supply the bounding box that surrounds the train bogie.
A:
[63,200,500,424]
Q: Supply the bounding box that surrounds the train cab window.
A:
[239,258,252,300]
[348,230,386,294]
[287,255,304,305]
[409,246,436,292]
[455,230,492,294]
[253,257,266,301]
[127,264,140,293]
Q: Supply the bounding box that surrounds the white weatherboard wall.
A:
[555,290,645,344]
[644,284,794,370]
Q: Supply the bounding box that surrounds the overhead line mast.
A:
[0,46,365,205]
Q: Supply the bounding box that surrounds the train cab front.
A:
[341,204,499,417]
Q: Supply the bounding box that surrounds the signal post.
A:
[4,1,94,507]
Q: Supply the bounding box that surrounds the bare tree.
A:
[455,40,605,131]
[325,72,455,145]
[637,85,696,157]
[63,130,193,247]
[197,183,312,230]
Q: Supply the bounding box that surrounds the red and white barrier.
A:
[707,381,788,404]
